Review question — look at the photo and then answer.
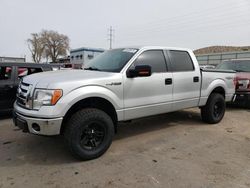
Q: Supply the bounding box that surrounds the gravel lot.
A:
[0,107,250,188]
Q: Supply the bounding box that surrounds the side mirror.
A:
[127,65,152,78]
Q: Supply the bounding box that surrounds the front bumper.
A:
[13,111,63,136]
[232,91,250,106]
[235,91,250,100]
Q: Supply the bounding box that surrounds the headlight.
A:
[33,89,63,110]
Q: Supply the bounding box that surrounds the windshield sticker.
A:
[123,49,137,53]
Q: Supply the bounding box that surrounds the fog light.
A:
[32,123,40,132]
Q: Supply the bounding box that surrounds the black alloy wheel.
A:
[64,108,114,160]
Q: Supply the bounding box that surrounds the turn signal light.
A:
[51,90,63,105]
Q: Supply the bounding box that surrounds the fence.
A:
[195,51,250,65]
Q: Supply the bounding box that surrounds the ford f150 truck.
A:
[216,59,250,108]
[13,46,235,160]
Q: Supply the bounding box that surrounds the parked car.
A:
[216,59,250,108]
[0,63,53,112]
[13,46,235,160]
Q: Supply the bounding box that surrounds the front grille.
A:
[16,81,32,109]
[237,80,250,90]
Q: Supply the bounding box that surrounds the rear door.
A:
[0,66,16,111]
[167,50,200,110]
[123,50,173,120]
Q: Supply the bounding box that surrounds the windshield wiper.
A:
[84,66,100,71]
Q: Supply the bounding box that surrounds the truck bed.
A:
[199,68,236,106]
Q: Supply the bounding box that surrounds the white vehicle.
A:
[13,46,235,160]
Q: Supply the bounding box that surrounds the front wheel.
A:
[201,93,226,124]
[64,108,114,160]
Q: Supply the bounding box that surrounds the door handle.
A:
[165,78,172,85]
[193,76,199,82]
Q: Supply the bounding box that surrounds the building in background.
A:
[0,56,25,63]
[194,46,250,65]
[70,47,105,67]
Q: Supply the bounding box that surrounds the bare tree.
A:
[41,30,69,63]
[27,33,44,63]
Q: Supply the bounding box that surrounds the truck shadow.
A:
[115,109,202,141]
[1,110,202,166]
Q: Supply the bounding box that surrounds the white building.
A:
[70,47,104,66]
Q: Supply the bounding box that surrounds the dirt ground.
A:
[0,107,250,188]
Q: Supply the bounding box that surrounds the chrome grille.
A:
[16,81,32,109]
[238,80,250,90]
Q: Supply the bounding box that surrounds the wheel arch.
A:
[209,86,225,98]
[61,97,118,134]
[199,79,228,106]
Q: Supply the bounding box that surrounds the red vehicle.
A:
[216,59,250,108]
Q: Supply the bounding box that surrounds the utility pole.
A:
[108,26,114,49]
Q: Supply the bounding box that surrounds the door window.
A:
[0,66,12,80]
[169,50,194,72]
[132,50,167,73]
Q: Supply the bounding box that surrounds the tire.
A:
[64,108,114,160]
[201,93,226,124]
[246,100,250,109]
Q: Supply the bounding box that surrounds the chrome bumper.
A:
[13,111,63,136]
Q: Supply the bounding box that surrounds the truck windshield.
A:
[216,60,250,72]
[84,48,138,73]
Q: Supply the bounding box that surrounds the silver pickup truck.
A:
[13,46,235,160]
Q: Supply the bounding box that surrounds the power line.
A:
[118,1,249,32]
[118,9,249,36]
[119,14,250,39]
[115,20,250,45]
[115,4,250,41]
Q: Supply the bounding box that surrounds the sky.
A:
[0,0,250,61]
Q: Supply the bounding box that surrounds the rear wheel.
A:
[201,93,225,124]
[64,108,114,160]
[245,95,250,109]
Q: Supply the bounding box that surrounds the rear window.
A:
[0,66,12,80]
[169,51,194,72]
[216,60,250,72]
[18,67,43,78]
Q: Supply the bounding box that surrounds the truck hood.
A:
[23,69,121,93]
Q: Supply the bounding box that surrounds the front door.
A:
[123,50,173,120]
